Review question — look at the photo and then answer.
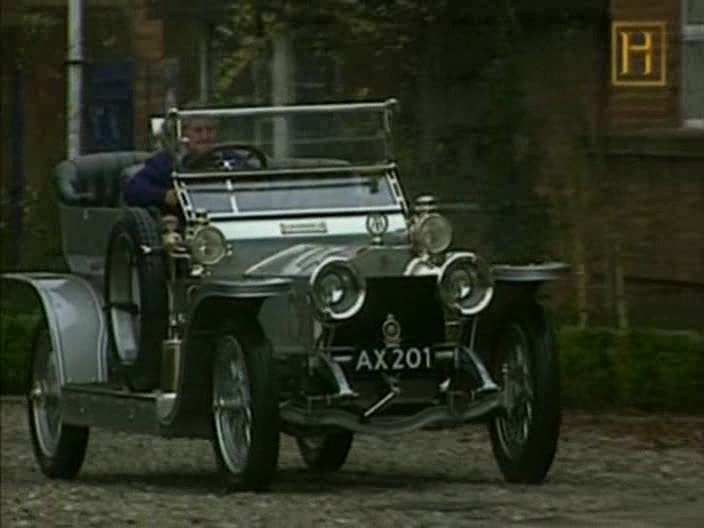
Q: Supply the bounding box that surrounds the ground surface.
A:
[1,399,702,527]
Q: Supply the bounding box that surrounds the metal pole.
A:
[198,22,210,102]
[271,31,293,158]
[11,69,24,268]
[67,0,83,158]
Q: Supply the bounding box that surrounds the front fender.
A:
[492,262,569,283]
[189,277,292,308]
[2,273,107,385]
[186,276,293,339]
[162,277,291,434]
[479,262,569,324]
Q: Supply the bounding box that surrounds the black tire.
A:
[296,430,354,472]
[27,326,89,479]
[488,303,561,484]
[104,207,168,391]
[211,320,280,491]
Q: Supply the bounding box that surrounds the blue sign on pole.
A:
[84,61,135,153]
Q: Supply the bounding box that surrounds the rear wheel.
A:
[488,303,561,484]
[27,326,89,479]
[211,323,280,491]
[296,430,354,472]
[105,208,168,391]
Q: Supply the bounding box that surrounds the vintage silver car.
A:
[5,99,567,491]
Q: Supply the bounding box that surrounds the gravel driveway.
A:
[1,399,702,527]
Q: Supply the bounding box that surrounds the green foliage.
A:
[476,37,556,263]
[559,327,704,414]
[0,182,66,272]
[0,310,39,394]
[213,0,451,103]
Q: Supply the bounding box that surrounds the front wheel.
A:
[296,430,354,472]
[488,303,560,484]
[27,326,89,479]
[211,323,280,491]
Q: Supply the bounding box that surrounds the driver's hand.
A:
[164,189,179,210]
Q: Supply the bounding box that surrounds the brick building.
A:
[595,0,703,329]
[0,0,222,267]
[608,0,702,130]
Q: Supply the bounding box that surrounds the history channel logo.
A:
[611,21,667,87]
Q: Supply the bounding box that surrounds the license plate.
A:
[355,346,433,372]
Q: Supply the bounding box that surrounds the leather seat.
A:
[55,151,150,207]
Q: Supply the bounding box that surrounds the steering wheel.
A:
[184,142,268,171]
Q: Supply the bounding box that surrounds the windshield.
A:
[171,101,395,169]
[185,174,398,217]
[168,101,403,218]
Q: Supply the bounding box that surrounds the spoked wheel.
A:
[296,430,354,472]
[27,326,88,479]
[105,208,168,391]
[488,304,560,484]
[211,324,279,491]
[107,231,142,363]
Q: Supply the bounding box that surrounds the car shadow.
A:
[77,467,501,496]
[273,468,500,494]
[78,470,227,495]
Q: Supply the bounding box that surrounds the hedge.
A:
[1,311,702,413]
[559,326,704,413]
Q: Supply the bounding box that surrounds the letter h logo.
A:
[611,22,667,87]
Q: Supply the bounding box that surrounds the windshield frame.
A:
[161,99,398,171]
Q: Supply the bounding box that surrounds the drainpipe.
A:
[67,0,83,159]
[271,31,294,158]
[10,69,24,268]
[198,21,210,102]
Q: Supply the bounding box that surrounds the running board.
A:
[61,384,177,435]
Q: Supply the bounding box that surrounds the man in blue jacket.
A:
[123,115,217,210]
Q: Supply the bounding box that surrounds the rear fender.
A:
[2,273,107,385]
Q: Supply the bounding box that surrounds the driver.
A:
[123,112,217,210]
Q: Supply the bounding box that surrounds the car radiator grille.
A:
[332,276,445,348]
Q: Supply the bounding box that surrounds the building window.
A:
[683,0,704,127]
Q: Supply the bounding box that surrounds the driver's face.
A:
[183,118,217,155]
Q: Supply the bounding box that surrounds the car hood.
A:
[245,243,415,279]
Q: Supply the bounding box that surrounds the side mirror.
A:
[149,115,180,155]
[149,116,165,149]
[150,117,165,138]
